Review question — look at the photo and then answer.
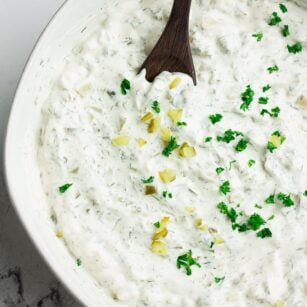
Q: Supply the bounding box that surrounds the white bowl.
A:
[4,0,124,305]
[4,0,307,305]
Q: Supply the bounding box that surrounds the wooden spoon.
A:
[139,0,196,85]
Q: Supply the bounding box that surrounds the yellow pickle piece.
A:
[56,231,63,238]
[168,108,183,123]
[214,235,225,244]
[179,143,197,158]
[160,127,172,142]
[169,77,181,89]
[137,138,147,147]
[145,185,157,195]
[148,117,161,133]
[274,300,286,307]
[151,240,168,256]
[152,228,168,241]
[159,169,176,183]
[141,112,154,123]
[112,135,131,146]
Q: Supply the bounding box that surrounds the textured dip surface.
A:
[38,0,307,306]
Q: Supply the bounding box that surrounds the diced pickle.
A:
[179,143,197,158]
[269,135,282,147]
[274,300,285,307]
[141,112,154,123]
[145,185,157,195]
[112,135,131,146]
[214,235,225,244]
[56,231,63,238]
[152,228,168,240]
[148,117,161,133]
[137,138,147,147]
[159,169,176,183]
[168,108,183,123]
[151,240,168,256]
[161,127,172,142]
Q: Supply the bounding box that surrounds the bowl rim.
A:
[2,0,86,305]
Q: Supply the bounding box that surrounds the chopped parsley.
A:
[279,3,288,13]
[214,276,225,284]
[204,136,213,143]
[268,215,275,221]
[162,136,180,157]
[262,84,271,92]
[252,32,263,42]
[267,131,286,153]
[142,176,155,184]
[216,167,225,175]
[59,183,73,194]
[265,194,275,204]
[246,214,266,231]
[269,12,282,26]
[76,258,82,266]
[177,250,201,276]
[217,129,243,143]
[151,100,160,113]
[219,181,231,195]
[217,202,238,223]
[153,221,161,228]
[177,121,187,126]
[282,25,290,37]
[304,191,307,197]
[209,113,223,124]
[240,85,255,111]
[120,78,131,95]
[258,97,269,105]
[248,159,256,167]
[267,65,279,74]
[277,193,294,207]
[162,191,173,198]
[287,42,303,54]
[255,204,262,209]
[235,139,249,152]
[260,106,280,118]
[257,228,272,238]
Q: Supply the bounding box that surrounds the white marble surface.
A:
[0,1,81,306]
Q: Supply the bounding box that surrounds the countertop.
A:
[0,1,80,306]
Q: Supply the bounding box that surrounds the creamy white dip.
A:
[38,0,307,306]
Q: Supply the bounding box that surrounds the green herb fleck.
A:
[268,215,275,221]
[229,160,237,170]
[217,129,243,143]
[265,194,275,204]
[217,202,238,223]
[304,191,307,197]
[279,3,288,13]
[277,193,294,207]
[247,213,266,231]
[177,121,187,126]
[235,139,249,152]
[282,25,290,37]
[255,204,262,209]
[248,160,256,167]
[142,176,155,184]
[269,12,282,26]
[162,191,173,198]
[209,113,223,124]
[267,65,279,74]
[77,258,82,266]
[154,221,161,228]
[257,228,272,238]
[59,183,73,194]
[258,97,269,105]
[209,242,215,249]
[287,42,303,54]
[120,78,131,95]
[240,85,255,111]
[204,137,213,143]
[162,136,180,157]
[252,32,263,42]
[260,107,281,118]
[216,167,225,175]
[177,250,201,276]
[262,84,271,92]
[215,276,225,284]
[151,100,160,113]
[219,181,231,195]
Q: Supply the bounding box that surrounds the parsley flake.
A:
[151,100,160,113]
[177,121,187,126]
[154,221,161,228]
[282,25,290,37]
[267,65,279,74]
[265,194,275,204]
[248,159,256,167]
[257,228,272,238]
[162,191,173,198]
[217,129,243,143]
[162,136,180,157]
[277,193,294,207]
[219,181,231,195]
[287,42,303,54]
[262,84,271,92]
[216,167,225,175]
[204,137,213,143]
[247,213,266,231]
[235,139,249,152]
[260,107,280,118]
[177,250,201,276]
[304,191,307,197]
[258,97,269,105]
[142,176,155,184]
[269,12,282,26]
[240,85,255,111]
[215,276,225,284]
[209,113,223,124]
[217,202,238,223]
[255,204,262,209]
[76,258,82,266]
[252,32,263,42]
[279,3,288,13]
[120,78,131,95]
[59,183,73,194]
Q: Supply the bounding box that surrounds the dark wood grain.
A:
[139,0,196,85]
